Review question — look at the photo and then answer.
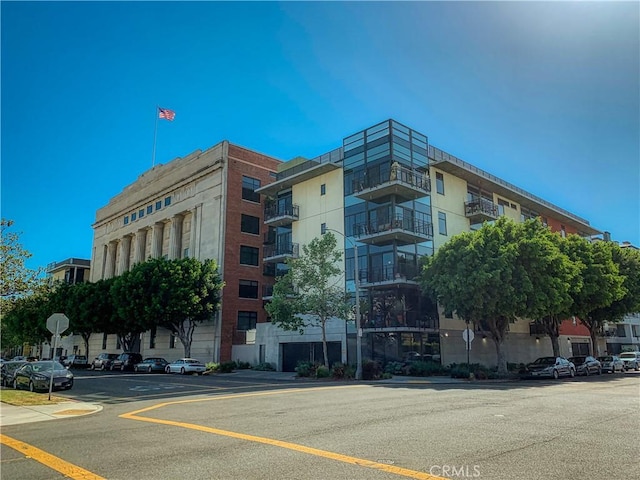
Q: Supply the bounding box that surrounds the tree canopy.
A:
[0,219,43,300]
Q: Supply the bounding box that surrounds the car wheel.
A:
[635,363,640,371]
[29,381,35,393]
[110,364,115,371]
[180,367,186,375]
[585,368,590,376]
[165,366,171,374]
[148,366,152,373]
[121,364,125,372]
[552,370,559,380]
[134,366,138,372]
[597,367,602,375]
[570,368,575,378]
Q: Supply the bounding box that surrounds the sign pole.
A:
[46,313,70,400]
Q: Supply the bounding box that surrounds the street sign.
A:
[46,313,69,335]
[462,328,475,344]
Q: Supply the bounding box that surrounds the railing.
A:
[353,165,431,194]
[355,215,433,238]
[364,312,438,329]
[263,243,299,259]
[464,198,499,219]
[361,263,420,284]
[264,204,299,222]
[262,284,274,297]
[275,147,343,181]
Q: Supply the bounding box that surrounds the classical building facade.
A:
[89,141,280,362]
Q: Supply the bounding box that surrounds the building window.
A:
[239,280,259,299]
[240,246,259,266]
[321,184,326,196]
[165,196,171,207]
[183,247,190,258]
[237,311,258,331]
[149,327,156,349]
[438,212,447,236]
[139,209,144,218]
[169,334,175,348]
[116,337,121,350]
[241,214,260,235]
[156,201,162,211]
[147,205,153,215]
[616,324,626,337]
[321,223,326,235]
[633,325,640,337]
[561,225,566,238]
[242,176,261,202]
[124,216,129,225]
[436,172,445,195]
[131,212,137,221]
[102,333,107,350]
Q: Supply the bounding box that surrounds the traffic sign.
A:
[46,313,69,335]
[462,328,475,343]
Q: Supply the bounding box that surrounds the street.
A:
[1,370,639,480]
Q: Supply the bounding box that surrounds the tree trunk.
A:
[82,333,91,359]
[590,329,600,357]
[549,334,560,358]
[493,338,508,377]
[321,318,329,368]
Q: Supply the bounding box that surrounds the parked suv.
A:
[619,352,640,371]
[63,355,89,369]
[111,353,143,371]
[90,353,119,371]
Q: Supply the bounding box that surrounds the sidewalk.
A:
[0,400,102,427]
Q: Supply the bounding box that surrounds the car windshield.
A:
[32,361,66,372]
[619,353,637,359]
[569,357,585,364]
[532,357,555,365]
[598,356,613,361]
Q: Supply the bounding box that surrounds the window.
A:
[633,325,640,337]
[241,214,260,234]
[147,205,153,215]
[169,334,175,348]
[321,184,326,196]
[131,212,137,221]
[436,172,445,195]
[438,212,447,236]
[321,223,326,235]
[102,333,107,350]
[239,280,259,299]
[240,246,259,266]
[156,201,162,211]
[237,311,258,330]
[165,196,171,207]
[183,247,190,258]
[124,216,129,225]
[616,325,626,337]
[149,327,156,349]
[242,176,261,202]
[139,209,144,218]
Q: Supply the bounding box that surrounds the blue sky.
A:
[2,1,638,272]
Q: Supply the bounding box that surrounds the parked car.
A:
[619,351,640,371]
[134,357,169,373]
[63,354,89,369]
[111,353,143,371]
[165,358,206,375]
[90,353,119,371]
[12,361,74,392]
[1,361,26,387]
[568,356,602,376]
[598,355,625,373]
[11,356,27,362]
[522,356,576,379]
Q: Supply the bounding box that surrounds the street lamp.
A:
[326,228,363,380]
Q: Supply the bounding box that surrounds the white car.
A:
[619,352,640,371]
[165,358,206,375]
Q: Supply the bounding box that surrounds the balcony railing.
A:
[263,243,299,263]
[353,165,431,203]
[262,284,274,299]
[465,198,499,223]
[264,204,299,226]
[354,215,433,245]
[363,312,438,330]
[360,263,420,288]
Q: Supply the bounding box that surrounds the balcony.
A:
[363,312,438,331]
[263,243,299,263]
[264,204,299,227]
[465,198,499,223]
[353,165,431,203]
[262,284,274,300]
[360,264,421,289]
[355,215,433,246]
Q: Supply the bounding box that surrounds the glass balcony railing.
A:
[263,243,299,262]
[353,165,430,203]
[264,204,299,226]
[354,215,433,245]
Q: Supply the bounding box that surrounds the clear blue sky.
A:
[2,1,639,272]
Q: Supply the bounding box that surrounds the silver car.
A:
[524,356,576,379]
[619,352,640,371]
[165,358,206,375]
[598,355,624,373]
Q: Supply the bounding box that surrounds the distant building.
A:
[46,257,91,285]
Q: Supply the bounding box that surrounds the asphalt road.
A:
[1,370,639,480]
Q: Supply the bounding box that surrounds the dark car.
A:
[90,353,119,371]
[522,356,576,379]
[12,361,74,392]
[1,361,26,387]
[134,357,169,373]
[111,353,143,371]
[568,356,602,376]
[598,355,625,373]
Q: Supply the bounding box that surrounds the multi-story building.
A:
[257,119,601,370]
[89,141,280,362]
[46,257,91,285]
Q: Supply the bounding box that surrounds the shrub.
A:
[218,361,237,373]
[384,361,405,375]
[295,361,318,377]
[236,361,252,370]
[332,362,355,379]
[315,365,331,378]
[450,365,470,379]
[381,372,393,379]
[408,361,446,377]
[362,360,382,380]
[206,362,220,372]
[253,362,275,371]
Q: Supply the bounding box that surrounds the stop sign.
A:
[46,313,69,335]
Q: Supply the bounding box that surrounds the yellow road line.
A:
[0,433,105,480]
[120,386,448,480]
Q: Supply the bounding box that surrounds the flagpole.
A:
[152,105,159,167]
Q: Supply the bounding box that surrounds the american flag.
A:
[158,107,176,121]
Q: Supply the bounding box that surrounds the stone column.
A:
[189,205,201,259]
[117,235,132,274]
[169,214,184,259]
[151,222,164,258]
[105,241,117,279]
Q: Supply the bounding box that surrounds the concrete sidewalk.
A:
[0,400,102,426]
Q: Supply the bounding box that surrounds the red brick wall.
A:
[218,144,281,361]
[558,317,590,336]
[545,217,578,236]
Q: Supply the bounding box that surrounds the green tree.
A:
[1,287,55,350]
[0,219,43,300]
[559,237,625,356]
[265,232,350,368]
[110,257,223,357]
